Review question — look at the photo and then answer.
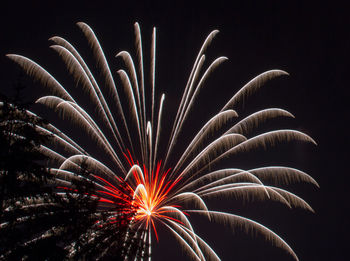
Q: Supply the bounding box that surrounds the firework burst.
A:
[6,22,317,260]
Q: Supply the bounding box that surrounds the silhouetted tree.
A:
[0,92,145,260]
[0,96,64,260]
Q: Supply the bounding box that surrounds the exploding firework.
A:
[6,22,317,260]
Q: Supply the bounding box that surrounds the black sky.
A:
[0,1,348,260]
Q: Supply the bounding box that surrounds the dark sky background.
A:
[0,1,348,260]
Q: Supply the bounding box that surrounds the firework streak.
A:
[6,22,318,260]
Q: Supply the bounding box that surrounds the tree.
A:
[0,93,144,260]
[0,97,65,260]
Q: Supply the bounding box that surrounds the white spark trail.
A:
[152,94,165,173]
[76,22,132,151]
[188,210,299,261]
[6,54,75,102]
[150,27,157,140]
[50,44,125,152]
[50,38,130,150]
[221,70,289,111]
[172,109,238,175]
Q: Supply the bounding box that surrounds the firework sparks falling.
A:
[6,22,318,260]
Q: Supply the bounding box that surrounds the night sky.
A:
[1,1,348,260]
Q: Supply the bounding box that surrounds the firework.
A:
[6,22,317,260]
